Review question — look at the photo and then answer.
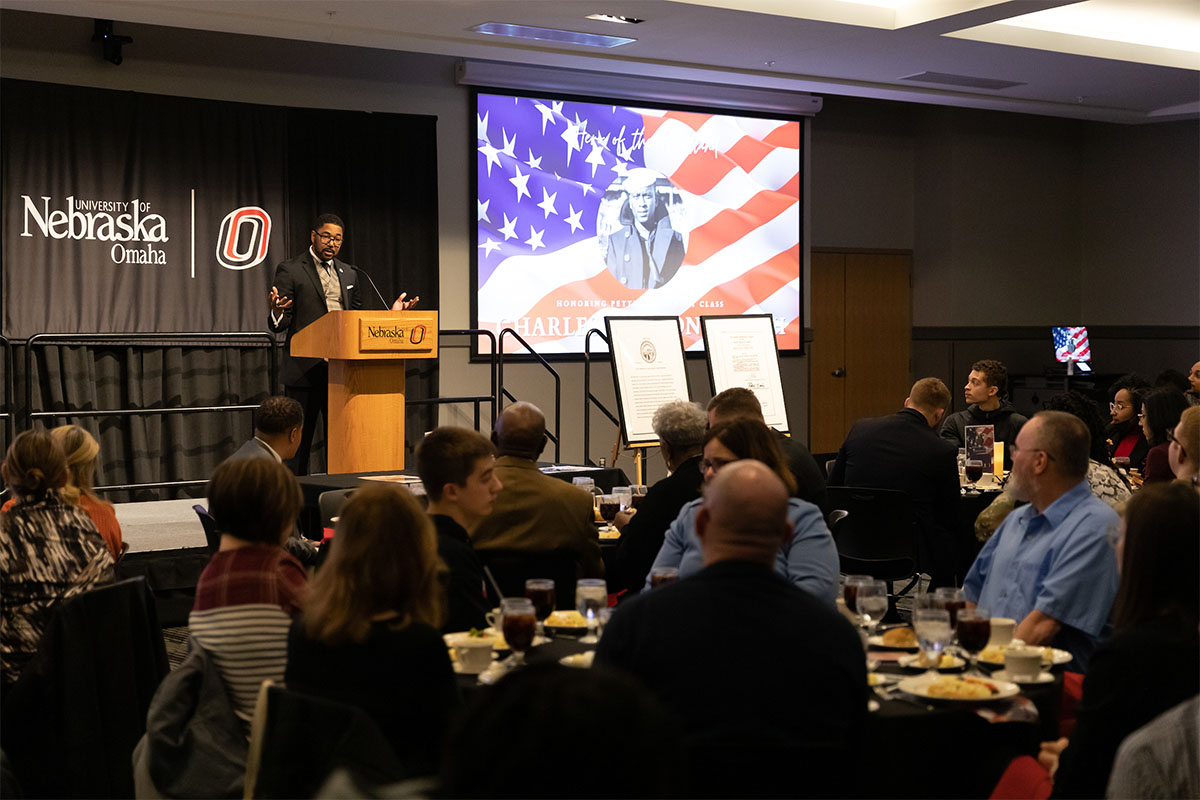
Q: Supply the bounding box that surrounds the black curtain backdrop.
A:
[1,80,439,491]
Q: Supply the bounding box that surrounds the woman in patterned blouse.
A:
[0,430,114,689]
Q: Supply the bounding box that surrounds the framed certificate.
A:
[701,314,789,432]
[605,316,691,446]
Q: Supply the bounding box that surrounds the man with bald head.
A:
[829,377,960,586]
[964,410,1120,670]
[596,461,866,793]
[469,402,604,578]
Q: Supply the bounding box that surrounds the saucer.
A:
[991,669,1054,684]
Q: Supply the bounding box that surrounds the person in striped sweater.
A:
[189,458,307,729]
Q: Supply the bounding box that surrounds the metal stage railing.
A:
[0,335,13,446]
[405,328,499,431]
[23,331,278,497]
[497,328,562,463]
[583,328,621,467]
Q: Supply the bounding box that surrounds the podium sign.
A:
[291,310,438,472]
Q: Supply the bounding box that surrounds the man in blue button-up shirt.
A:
[964,411,1120,671]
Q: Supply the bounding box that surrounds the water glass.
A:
[613,486,633,510]
[843,574,872,619]
[856,580,888,636]
[575,579,607,643]
[913,608,952,672]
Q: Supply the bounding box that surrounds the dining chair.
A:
[825,486,921,608]
[318,488,356,531]
[192,503,221,555]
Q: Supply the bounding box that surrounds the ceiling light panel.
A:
[468,22,636,48]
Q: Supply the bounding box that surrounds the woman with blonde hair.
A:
[285,483,458,775]
[1168,404,1199,488]
[1,430,113,688]
[51,425,122,559]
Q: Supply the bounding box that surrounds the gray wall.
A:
[3,10,1196,480]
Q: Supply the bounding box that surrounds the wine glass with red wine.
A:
[500,597,537,666]
[524,579,555,632]
[964,459,984,488]
[956,607,991,673]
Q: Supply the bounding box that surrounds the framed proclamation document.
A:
[701,314,789,432]
[605,316,691,446]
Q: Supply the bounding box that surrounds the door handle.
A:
[831,368,846,378]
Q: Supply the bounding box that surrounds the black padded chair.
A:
[2,576,169,799]
[826,486,921,607]
[191,503,221,555]
[318,488,356,531]
[475,548,579,609]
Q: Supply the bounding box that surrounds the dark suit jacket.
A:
[604,213,685,290]
[776,431,828,512]
[267,251,364,388]
[607,454,704,598]
[596,561,866,776]
[829,408,960,584]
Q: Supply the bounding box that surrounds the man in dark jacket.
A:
[706,387,828,512]
[416,427,501,633]
[939,359,1027,468]
[829,378,960,587]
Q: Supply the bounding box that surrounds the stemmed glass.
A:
[856,580,888,638]
[956,607,991,674]
[913,608,952,675]
[524,579,555,635]
[964,459,984,491]
[575,579,607,644]
[500,597,537,666]
[843,574,871,622]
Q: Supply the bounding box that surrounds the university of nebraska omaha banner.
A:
[1,79,288,338]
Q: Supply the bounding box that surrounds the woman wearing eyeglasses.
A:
[1104,374,1150,473]
[642,418,839,604]
[1168,406,1199,488]
[1138,388,1190,486]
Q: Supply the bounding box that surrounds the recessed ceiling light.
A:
[585,13,645,24]
[469,22,636,48]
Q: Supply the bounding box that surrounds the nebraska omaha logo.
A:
[216,206,271,270]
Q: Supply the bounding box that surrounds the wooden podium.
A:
[290,310,438,473]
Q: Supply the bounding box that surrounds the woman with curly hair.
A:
[285,483,458,775]
[643,417,838,603]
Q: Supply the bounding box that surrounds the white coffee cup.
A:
[453,639,495,674]
[989,617,1016,648]
[485,608,502,630]
[1004,646,1043,680]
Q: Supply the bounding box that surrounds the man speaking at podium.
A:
[268,213,418,474]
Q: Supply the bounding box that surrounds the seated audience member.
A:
[469,402,603,578]
[1104,373,1151,471]
[440,662,681,799]
[1169,405,1199,486]
[598,461,866,797]
[829,377,959,587]
[1137,387,1190,485]
[0,425,123,560]
[189,458,307,727]
[1155,368,1191,395]
[976,392,1131,540]
[939,359,1027,467]
[1046,482,1199,798]
[607,400,706,597]
[224,396,318,566]
[415,426,500,632]
[1188,360,1200,406]
[645,418,839,604]
[1,430,114,689]
[964,411,1119,670]
[227,395,303,463]
[706,387,827,510]
[286,484,459,776]
[1106,695,1200,800]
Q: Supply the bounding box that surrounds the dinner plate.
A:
[990,669,1054,685]
[978,646,1072,667]
[897,673,1020,702]
[897,653,966,671]
[867,672,900,687]
[444,630,548,650]
[868,635,919,652]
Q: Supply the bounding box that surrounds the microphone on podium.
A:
[354,266,392,311]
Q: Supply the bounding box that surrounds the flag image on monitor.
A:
[1052,326,1092,373]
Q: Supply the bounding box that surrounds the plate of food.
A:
[867,672,900,687]
[898,651,966,671]
[897,673,1020,702]
[444,628,547,651]
[978,644,1072,667]
[543,610,589,636]
[868,626,919,651]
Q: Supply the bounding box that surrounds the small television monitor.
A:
[1052,326,1092,373]
[473,89,803,355]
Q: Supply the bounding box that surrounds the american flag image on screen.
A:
[1053,326,1091,363]
[474,92,801,353]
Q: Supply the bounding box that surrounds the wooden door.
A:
[809,251,912,454]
